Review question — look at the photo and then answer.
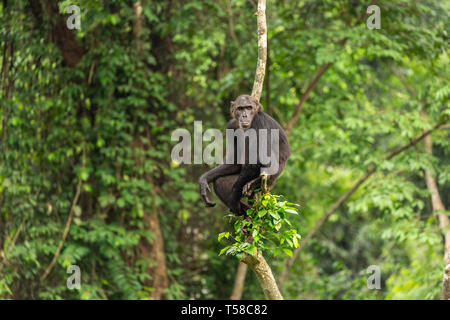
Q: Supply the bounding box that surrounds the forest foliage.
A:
[0,0,449,300]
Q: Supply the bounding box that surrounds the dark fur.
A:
[199,95,290,215]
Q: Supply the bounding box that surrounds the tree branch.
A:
[230,261,248,300]
[285,63,332,136]
[40,178,82,281]
[251,0,267,102]
[0,220,25,274]
[226,0,241,50]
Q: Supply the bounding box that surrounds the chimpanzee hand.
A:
[242,182,253,198]
[242,176,261,197]
[199,179,216,207]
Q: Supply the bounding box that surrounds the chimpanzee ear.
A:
[257,101,263,112]
[230,100,236,117]
[250,96,263,113]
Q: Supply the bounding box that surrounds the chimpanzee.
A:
[198,94,290,215]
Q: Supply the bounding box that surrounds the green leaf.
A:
[285,208,298,215]
[293,235,299,248]
[218,232,230,242]
[283,249,293,257]
[219,246,231,256]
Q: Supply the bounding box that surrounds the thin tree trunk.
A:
[229,0,282,300]
[423,129,450,300]
[132,1,169,299]
[41,178,83,281]
[266,41,271,116]
[241,252,283,300]
[250,0,267,102]
[138,212,169,300]
[230,262,248,300]
[240,176,283,299]
[132,137,169,299]
[226,0,241,50]
[389,65,450,299]
[285,63,332,136]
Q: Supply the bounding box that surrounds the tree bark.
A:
[423,131,450,300]
[133,1,143,50]
[138,212,169,300]
[241,252,283,300]
[251,0,267,102]
[238,174,283,299]
[266,40,271,116]
[230,262,248,300]
[42,1,85,67]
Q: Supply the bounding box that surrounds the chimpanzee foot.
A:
[242,183,252,198]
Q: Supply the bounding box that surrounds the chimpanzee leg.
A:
[229,165,260,215]
[199,164,241,207]
[214,175,251,216]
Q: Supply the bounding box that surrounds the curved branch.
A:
[230,261,248,300]
[226,0,242,50]
[40,179,82,281]
[0,220,25,274]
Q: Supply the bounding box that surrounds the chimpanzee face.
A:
[231,94,261,129]
[235,105,256,129]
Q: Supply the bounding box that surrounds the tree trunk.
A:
[241,252,283,300]
[239,174,283,299]
[387,67,450,300]
[423,132,450,300]
[251,0,267,102]
[42,1,85,67]
[131,2,170,299]
[138,212,169,300]
[230,262,248,300]
[229,0,281,301]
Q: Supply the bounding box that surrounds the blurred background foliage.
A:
[0,0,449,299]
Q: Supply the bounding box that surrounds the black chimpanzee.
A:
[198,94,290,215]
